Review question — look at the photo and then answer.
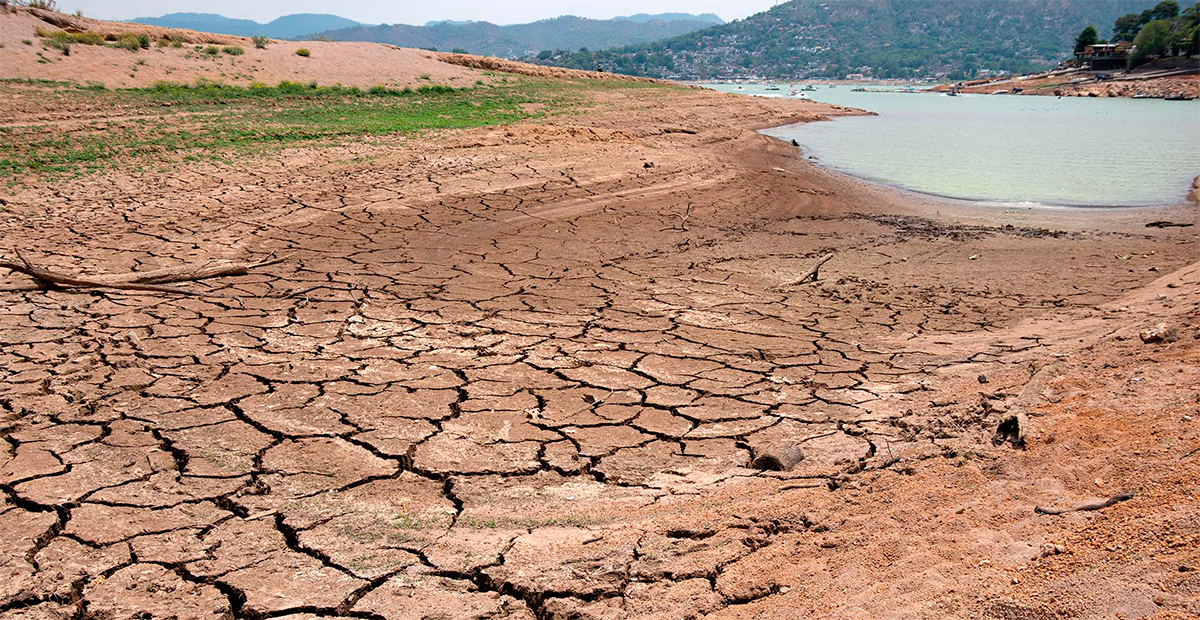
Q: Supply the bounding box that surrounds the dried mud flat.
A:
[1,61,1199,620]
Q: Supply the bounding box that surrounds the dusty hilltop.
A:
[1,7,1199,620]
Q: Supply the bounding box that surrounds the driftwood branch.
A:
[785,253,834,287]
[101,254,292,284]
[1,251,292,295]
[1034,491,1134,515]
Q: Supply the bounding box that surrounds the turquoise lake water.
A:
[704,83,1200,207]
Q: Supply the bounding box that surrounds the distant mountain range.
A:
[531,0,1161,80]
[129,13,362,39]
[127,12,723,57]
[315,14,724,58]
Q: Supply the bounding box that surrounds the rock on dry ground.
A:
[1,40,1199,620]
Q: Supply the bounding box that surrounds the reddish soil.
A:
[1,9,1199,620]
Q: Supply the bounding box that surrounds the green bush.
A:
[276,80,320,94]
[113,34,140,52]
[295,47,310,57]
[41,31,70,51]
[203,45,220,55]
[138,33,150,49]
[222,45,244,56]
[251,35,268,49]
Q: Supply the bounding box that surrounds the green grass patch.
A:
[0,77,671,181]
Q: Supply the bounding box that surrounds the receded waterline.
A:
[705,83,1200,207]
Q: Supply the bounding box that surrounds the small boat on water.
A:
[1164,92,1195,101]
[765,85,781,91]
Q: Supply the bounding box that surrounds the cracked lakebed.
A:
[1,80,1199,620]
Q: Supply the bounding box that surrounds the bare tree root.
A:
[782,253,835,287]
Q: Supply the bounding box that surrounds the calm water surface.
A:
[705,83,1200,206]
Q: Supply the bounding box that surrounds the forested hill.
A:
[530,0,1159,80]
[315,14,723,59]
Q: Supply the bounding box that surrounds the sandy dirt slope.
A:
[0,13,1198,620]
[0,8,486,89]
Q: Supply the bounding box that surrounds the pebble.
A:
[1039,543,1065,558]
[1140,323,1179,344]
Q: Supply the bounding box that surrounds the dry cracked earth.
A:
[2,85,1199,620]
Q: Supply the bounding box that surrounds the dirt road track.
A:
[1,85,1198,619]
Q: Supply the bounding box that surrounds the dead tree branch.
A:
[1,251,292,295]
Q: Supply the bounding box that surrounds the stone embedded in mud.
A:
[751,442,805,471]
[1139,323,1178,344]
[993,413,1029,449]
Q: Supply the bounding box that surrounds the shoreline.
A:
[756,108,1200,211]
[775,137,1199,211]
[766,134,1199,228]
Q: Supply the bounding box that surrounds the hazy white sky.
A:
[66,1,783,25]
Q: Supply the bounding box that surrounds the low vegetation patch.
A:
[251,35,269,49]
[0,77,664,180]
[34,27,162,54]
[222,45,244,56]
[295,47,310,57]
[113,34,141,52]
